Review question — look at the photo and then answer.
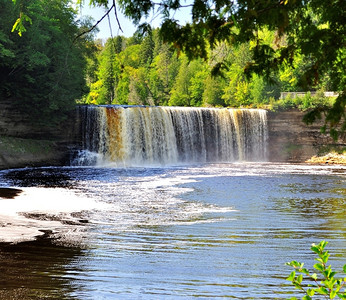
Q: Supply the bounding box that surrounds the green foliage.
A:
[11,0,346,138]
[286,241,346,299]
[85,29,278,108]
[80,0,345,137]
[273,92,336,112]
[203,75,226,107]
[96,39,118,104]
[11,13,32,36]
[0,0,91,125]
[169,56,206,107]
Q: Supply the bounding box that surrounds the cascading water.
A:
[74,106,268,166]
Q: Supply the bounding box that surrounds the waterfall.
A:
[74,106,268,166]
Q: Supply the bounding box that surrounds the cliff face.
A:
[267,110,345,162]
[0,103,345,169]
[0,100,78,169]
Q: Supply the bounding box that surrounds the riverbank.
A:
[306,152,346,165]
[0,136,69,170]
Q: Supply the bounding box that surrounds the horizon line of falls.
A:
[74,106,268,167]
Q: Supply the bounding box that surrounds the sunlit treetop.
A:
[76,1,345,84]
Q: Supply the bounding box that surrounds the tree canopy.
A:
[7,0,346,138]
[1,0,93,125]
[78,0,345,138]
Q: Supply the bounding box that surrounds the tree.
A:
[1,0,90,125]
[139,31,155,66]
[169,55,192,106]
[148,42,179,105]
[203,75,226,107]
[96,38,117,104]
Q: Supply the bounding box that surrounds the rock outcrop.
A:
[267,110,346,162]
[0,100,78,169]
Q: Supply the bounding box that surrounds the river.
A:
[0,162,345,299]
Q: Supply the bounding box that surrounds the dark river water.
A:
[0,163,345,299]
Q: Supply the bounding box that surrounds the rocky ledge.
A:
[306,152,346,165]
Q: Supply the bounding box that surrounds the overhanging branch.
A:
[74,3,118,42]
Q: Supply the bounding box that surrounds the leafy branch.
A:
[11,0,32,36]
[286,241,346,299]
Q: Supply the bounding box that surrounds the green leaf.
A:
[297,274,303,284]
[320,241,328,251]
[301,268,310,275]
[322,252,330,264]
[231,15,238,27]
[307,289,315,296]
[311,273,318,280]
[343,264,346,274]
[287,271,296,281]
[316,258,324,264]
[286,261,303,269]
[311,245,319,254]
[11,18,21,34]
[302,296,312,300]
[293,282,303,290]
[314,263,324,272]
[315,286,329,295]
[11,14,32,36]
[330,290,337,298]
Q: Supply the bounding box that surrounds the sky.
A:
[76,1,192,40]
[78,4,137,39]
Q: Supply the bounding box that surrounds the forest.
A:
[0,0,345,137]
[82,29,336,110]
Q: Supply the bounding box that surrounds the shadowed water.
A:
[0,163,345,299]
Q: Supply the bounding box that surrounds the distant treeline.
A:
[82,28,337,110]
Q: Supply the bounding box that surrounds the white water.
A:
[74,106,268,166]
[0,163,345,299]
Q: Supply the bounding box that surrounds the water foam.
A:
[0,187,104,243]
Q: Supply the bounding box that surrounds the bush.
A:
[286,241,346,299]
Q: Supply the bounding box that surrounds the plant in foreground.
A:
[286,241,346,299]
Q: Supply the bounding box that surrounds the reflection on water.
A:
[276,176,346,218]
[0,163,345,299]
[0,239,84,299]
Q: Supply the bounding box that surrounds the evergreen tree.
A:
[97,38,117,104]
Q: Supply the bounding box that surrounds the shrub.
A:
[286,241,346,299]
